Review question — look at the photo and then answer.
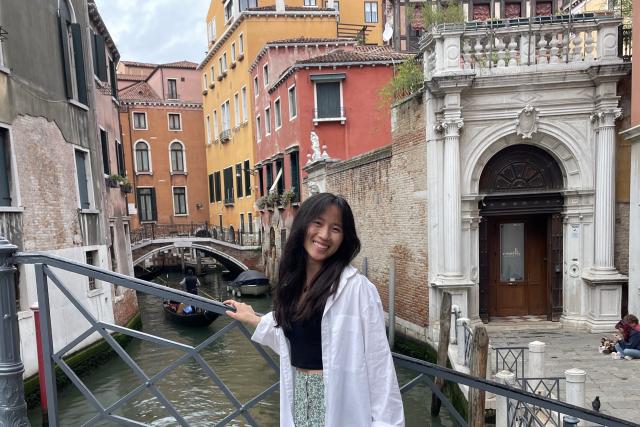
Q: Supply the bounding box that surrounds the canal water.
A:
[27,270,455,426]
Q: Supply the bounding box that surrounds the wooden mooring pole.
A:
[468,325,489,427]
[431,291,451,416]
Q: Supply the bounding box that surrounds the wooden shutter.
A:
[276,158,284,195]
[58,16,73,99]
[236,163,243,198]
[94,33,107,81]
[109,59,118,97]
[100,129,110,174]
[150,188,157,221]
[290,151,300,201]
[208,174,215,203]
[0,130,11,206]
[244,160,251,196]
[116,142,125,176]
[316,82,340,118]
[75,150,90,209]
[71,23,88,105]
[550,213,563,321]
[214,172,222,202]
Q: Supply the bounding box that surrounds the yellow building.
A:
[199,1,384,235]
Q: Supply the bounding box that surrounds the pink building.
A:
[250,41,410,201]
[117,61,202,103]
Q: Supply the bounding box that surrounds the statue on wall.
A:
[310,131,322,162]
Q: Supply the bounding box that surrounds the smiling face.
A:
[303,204,344,270]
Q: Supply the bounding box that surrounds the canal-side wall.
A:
[304,93,430,341]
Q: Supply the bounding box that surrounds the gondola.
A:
[227,270,270,297]
[162,301,219,327]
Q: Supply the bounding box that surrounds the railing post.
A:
[456,317,469,365]
[527,340,546,387]
[30,303,48,423]
[495,370,516,427]
[0,237,29,426]
[565,368,586,408]
[563,415,580,426]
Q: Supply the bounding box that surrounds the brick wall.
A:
[321,93,429,328]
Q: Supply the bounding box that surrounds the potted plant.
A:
[280,189,297,207]
[255,195,267,210]
[121,178,133,193]
[106,174,122,188]
[266,192,280,209]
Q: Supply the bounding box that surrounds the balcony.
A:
[220,129,231,142]
[421,14,627,82]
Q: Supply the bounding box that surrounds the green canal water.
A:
[27,270,455,426]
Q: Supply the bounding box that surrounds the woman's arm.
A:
[223,300,261,328]
[223,300,281,354]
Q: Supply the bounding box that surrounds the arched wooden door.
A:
[478,145,564,321]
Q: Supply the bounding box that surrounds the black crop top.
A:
[285,310,323,370]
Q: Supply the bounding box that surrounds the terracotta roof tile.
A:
[160,60,198,69]
[117,73,146,82]
[248,6,336,12]
[118,81,161,102]
[266,37,356,45]
[297,47,412,65]
[120,60,158,68]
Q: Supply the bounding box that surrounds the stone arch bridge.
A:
[132,237,262,275]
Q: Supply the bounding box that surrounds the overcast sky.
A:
[94,0,210,64]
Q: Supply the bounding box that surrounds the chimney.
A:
[276,0,285,12]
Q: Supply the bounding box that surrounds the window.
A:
[213,110,219,140]
[364,2,378,23]
[214,171,222,202]
[275,158,284,195]
[290,151,300,202]
[244,159,252,196]
[274,98,282,129]
[221,100,231,131]
[168,113,181,131]
[99,128,110,175]
[206,115,212,144]
[239,33,245,54]
[265,163,273,192]
[288,85,297,120]
[236,163,243,198]
[224,0,233,21]
[234,93,240,127]
[133,112,147,129]
[240,213,245,232]
[170,141,185,173]
[219,57,224,75]
[167,78,178,99]
[315,81,342,119]
[263,64,269,86]
[208,174,215,203]
[222,53,228,71]
[203,74,208,90]
[223,167,234,203]
[134,140,151,173]
[173,187,187,215]
[253,76,259,96]
[109,225,118,272]
[324,0,339,10]
[85,251,99,290]
[137,187,157,221]
[75,149,92,209]
[0,31,5,69]
[248,212,253,233]
[239,0,257,12]
[241,86,248,122]
[91,32,107,81]
[264,107,271,135]
[0,128,14,207]
[304,0,317,5]
[59,0,88,105]
[255,115,262,142]
[210,65,215,82]
[108,59,118,97]
[207,19,217,43]
[115,140,125,176]
[257,166,264,196]
[231,42,237,63]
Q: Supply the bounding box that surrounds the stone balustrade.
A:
[421,15,623,80]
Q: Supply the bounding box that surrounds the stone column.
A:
[442,119,464,276]
[565,368,587,408]
[495,370,517,427]
[0,237,29,425]
[592,109,621,273]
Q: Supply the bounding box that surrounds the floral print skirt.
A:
[293,371,325,427]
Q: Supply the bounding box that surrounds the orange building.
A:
[118,61,210,228]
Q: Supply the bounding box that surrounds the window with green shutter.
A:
[100,129,110,175]
[290,151,300,202]
[208,174,215,203]
[137,188,156,221]
[236,163,243,198]
[75,150,90,209]
[244,160,251,196]
[214,172,222,202]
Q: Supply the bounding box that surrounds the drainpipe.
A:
[0,237,29,425]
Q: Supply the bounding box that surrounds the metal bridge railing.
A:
[0,240,636,426]
[131,223,262,247]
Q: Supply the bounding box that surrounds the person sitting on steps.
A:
[612,314,640,360]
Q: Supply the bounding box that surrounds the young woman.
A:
[224,193,404,426]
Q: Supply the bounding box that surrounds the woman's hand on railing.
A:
[223,300,261,328]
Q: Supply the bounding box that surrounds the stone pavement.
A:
[485,321,640,425]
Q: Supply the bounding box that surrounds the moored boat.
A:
[227,270,270,297]
[162,301,219,327]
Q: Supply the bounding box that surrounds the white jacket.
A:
[252,265,405,426]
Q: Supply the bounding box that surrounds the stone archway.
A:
[477,144,565,321]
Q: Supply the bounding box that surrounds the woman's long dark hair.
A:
[273,193,360,333]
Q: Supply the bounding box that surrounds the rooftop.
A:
[118,81,161,102]
[296,46,412,65]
